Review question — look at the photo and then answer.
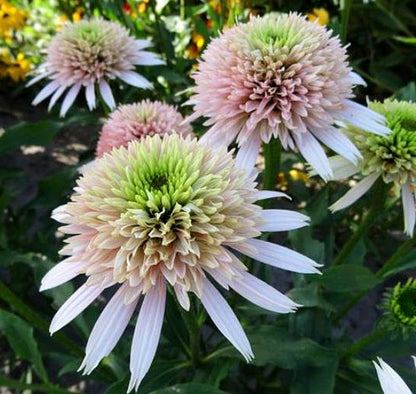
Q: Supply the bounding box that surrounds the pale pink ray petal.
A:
[200,277,253,362]
[133,52,165,66]
[311,155,360,181]
[50,283,104,334]
[40,261,86,291]
[235,135,262,172]
[135,39,152,50]
[294,132,333,182]
[329,172,381,212]
[119,71,152,89]
[174,284,190,311]
[258,209,310,232]
[79,282,139,375]
[32,80,61,105]
[99,80,116,109]
[230,268,300,313]
[402,183,416,237]
[60,84,81,117]
[26,71,52,87]
[347,71,367,86]
[48,85,67,111]
[128,279,166,393]
[230,239,322,274]
[312,126,362,164]
[85,84,96,110]
[256,190,291,201]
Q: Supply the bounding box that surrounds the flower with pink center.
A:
[187,13,390,180]
[96,100,193,157]
[28,19,164,117]
[41,134,321,392]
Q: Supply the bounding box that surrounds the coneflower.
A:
[28,19,164,116]
[41,134,320,392]
[187,13,390,180]
[96,100,192,157]
[329,100,416,236]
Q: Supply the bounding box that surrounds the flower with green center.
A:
[28,19,164,116]
[186,12,390,181]
[328,100,416,236]
[40,134,320,392]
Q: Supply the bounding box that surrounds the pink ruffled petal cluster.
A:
[96,100,193,157]
[188,13,390,180]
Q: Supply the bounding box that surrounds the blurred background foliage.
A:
[0,0,416,393]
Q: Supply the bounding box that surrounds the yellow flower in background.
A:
[0,0,27,37]
[138,0,149,14]
[307,8,329,26]
[186,32,205,59]
[0,49,31,82]
[56,14,69,30]
[72,7,84,22]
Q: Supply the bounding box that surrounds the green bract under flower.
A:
[381,279,416,336]
[353,100,416,186]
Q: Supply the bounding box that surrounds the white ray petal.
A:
[50,283,103,334]
[347,71,367,86]
[231,239,322,274]
[32,80,60,105]
[128,280,166,393]
[373,357,412,394]
[40,261,86,291]
[173,284,190,311]
[79,283,139,375]
[230,268,300,313]
[51,204,71,223]
[258,209,310,232]
[339,100,391,136]
[135,39,152,50]
[26,72,52,87]
[85,84,96,111]
[48,85,66,111]
[256,190,291,201]
[119,71,152,89]
[329,172,381,212]
[312,127,362,164]
[60,84,81,117]
[99,80,116,109]
[402,183,416,237]
[235,135,262,172]
[200,278,253,362]
[294,132,333,181]
[311,155,360,181]
[134,52,165,66]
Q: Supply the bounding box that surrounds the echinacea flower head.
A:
[329,100,416,236]
[373,357,414,394]
[380,279,416,336]
[28,19,164,117]
[187,12,390,180]
[96,100,193,157]
[41,134,320,392]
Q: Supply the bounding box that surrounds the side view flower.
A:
[187,12,390,180]
[96,100,193,157]
[373,357,414,394]
[328,100,416,236]
[28,19,164,117]
[40,134,320,392]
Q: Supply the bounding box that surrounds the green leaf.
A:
[0,120,62,155]
[149,383,226,394]
[0,309,48,381]
[321,265,379,293]
[380,249,416,277]
[247,326,338,369]
[394,36,416,45]
[289,283,335,312]
[288,227,325,264]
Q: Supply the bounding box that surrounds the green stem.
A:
[262,139,282,206]
[377,235,416,278]
[180,305,201,367]
[342,328,388,360]
[0,375,77,394]
[340,0,352,43]
[332,180,388,266]
[0,279,84,357]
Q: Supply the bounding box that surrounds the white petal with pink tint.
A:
[50,283,103,334]
[258,210,310,232]
[99,80,116,110]
[200,278,253,362]
[80,283,139,375]
[402,183,416,237]
[128,280,166,393]
[32,80,60,105]
[40,260,86,291]
[60,84,81,117]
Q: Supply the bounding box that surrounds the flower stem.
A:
[342,328,388,360]
[180,304,201,367]
[377,235,416,278]
[340,0,352,43]
[262,138,282,208]
[332,180,388,266]
[0,279,83,357]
